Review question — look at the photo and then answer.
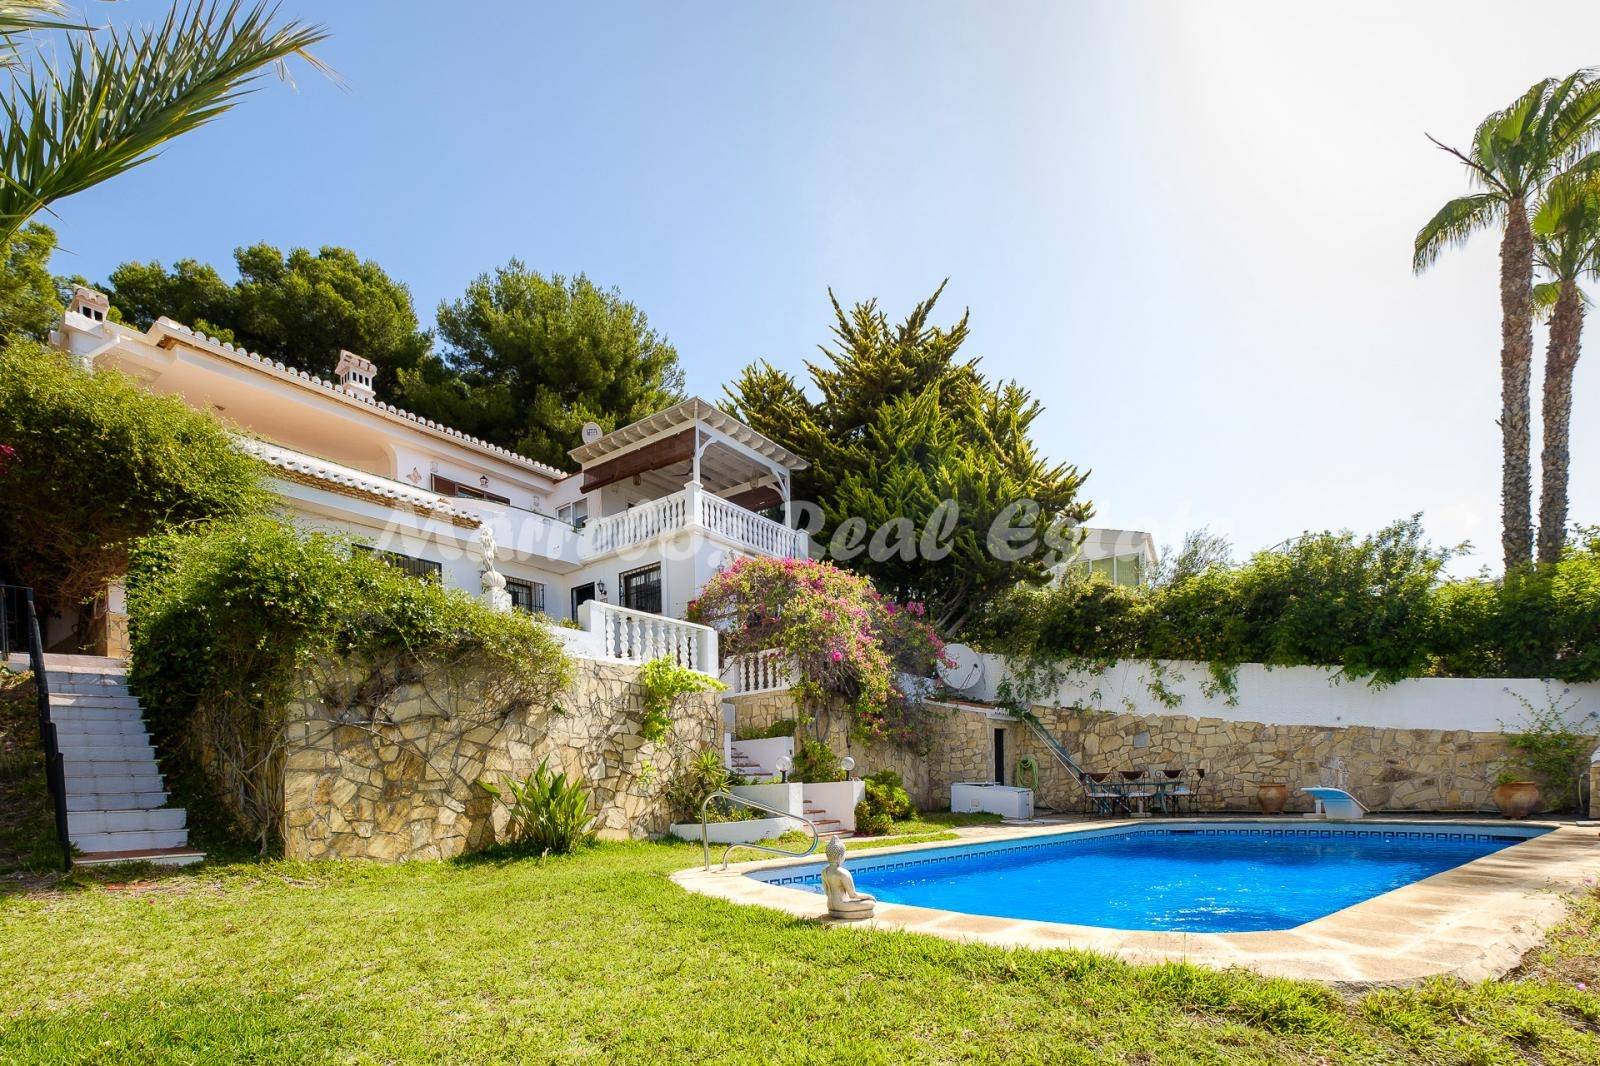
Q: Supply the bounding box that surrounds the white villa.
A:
[1057,527,1157,587]
[51,287,809,665]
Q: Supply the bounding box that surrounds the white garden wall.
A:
[953,654,1600,733]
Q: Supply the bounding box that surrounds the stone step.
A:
[66,790,167,811]
[71,827,190,852]
[56,738,155,760]
[48,683,133,699]
[68,807,186,835]
[51,718,149,737]
[64,756,161,777]
[48,693,141,710]
[49,706,146,725]
[67,772,165,795]
[75,846,203,868]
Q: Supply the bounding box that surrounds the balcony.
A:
[580,484,806,561]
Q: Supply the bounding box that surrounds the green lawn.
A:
[3,840,1599,1064]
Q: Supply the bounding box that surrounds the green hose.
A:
[1016,755,1039,792]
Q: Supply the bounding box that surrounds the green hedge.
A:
[977,518,1600,688]
[127,515,571,851]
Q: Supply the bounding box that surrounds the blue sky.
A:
[45,1,1600,574]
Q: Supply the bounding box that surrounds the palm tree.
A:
[0,1,328,243]
[1414,72,1600,571]
[1531,175,1600,563]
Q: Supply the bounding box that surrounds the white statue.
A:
[820,837,875,920]
[478,524,512,612]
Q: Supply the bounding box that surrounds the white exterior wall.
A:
[955,653,1600,733]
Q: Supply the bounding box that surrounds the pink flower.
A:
[907,601,925,616]
[830,649,843,662]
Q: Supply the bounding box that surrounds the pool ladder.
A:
[698,790,821,870]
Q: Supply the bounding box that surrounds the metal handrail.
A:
[1015,712,1093,794]
[699,789,820,870]
[3,585,71,870]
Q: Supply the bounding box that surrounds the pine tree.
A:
[725,283,1090,633]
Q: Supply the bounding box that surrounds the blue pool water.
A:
[757,825,1543,933]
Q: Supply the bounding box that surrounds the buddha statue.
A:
[820,837,875,920]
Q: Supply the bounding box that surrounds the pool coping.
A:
[670,817,1600,987]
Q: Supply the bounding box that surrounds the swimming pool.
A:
[750,823,1551,933]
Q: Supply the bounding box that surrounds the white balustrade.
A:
[578,601,718,673]
[699,493,805,558]
[577,486,804,560]
[583,491,692,555]
[720,649,796,695]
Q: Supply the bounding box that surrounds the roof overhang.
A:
[567,397,808,472]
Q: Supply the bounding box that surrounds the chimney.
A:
[335,350,377,401]
[68,286,110,322]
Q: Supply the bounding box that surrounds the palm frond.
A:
[0,1,329,241]
[0,1,90,66]
[1533,171,1600,281]
[1413,192,1503,273]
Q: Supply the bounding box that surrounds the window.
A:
[431,474,510,506]
[505,577,545,615]
[354,544,442,583]
[621,565,662,614]
[557,499,589,529]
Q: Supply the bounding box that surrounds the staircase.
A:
[801,802,849,839]
[730,747,774,780]
[42,656,203,866]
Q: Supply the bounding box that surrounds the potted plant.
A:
[1495,686,1599,818]
[1491,771,1542,820]
[1256,782,1288,815]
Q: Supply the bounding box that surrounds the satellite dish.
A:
[937,643,985,693]
[581,421,603,444]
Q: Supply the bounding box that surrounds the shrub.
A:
[789,737,844,783]
[854,768,915,834]
[735,718,797,742]
[688,556,949,745]
[127,515,571,851]
[660,749,752,824]
[977,516,1600,690]
[0,340,266,626]
[637,657,725,743]
[480,758,597,855]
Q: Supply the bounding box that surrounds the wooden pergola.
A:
[568,398,808,519]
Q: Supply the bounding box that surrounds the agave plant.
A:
[0,0,329,242]
[480,757,597,856]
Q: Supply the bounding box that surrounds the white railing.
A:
[583,491,692,555]
[578,484,806,561]
[699,492,805,558]
[721,649,796,695]
[578,600,718,673]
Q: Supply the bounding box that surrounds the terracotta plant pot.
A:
[1493,781,1542,820]
[1256,782,1288,815]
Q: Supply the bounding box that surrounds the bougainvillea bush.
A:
[687,556,949,746]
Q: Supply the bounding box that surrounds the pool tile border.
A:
[670,818,1600,987]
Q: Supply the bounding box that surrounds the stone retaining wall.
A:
[282,659,719,861]
[729,692,1588,815]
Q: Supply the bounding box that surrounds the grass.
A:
[2,839,1599,1063]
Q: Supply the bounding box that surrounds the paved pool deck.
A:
[671,816,1600,987]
